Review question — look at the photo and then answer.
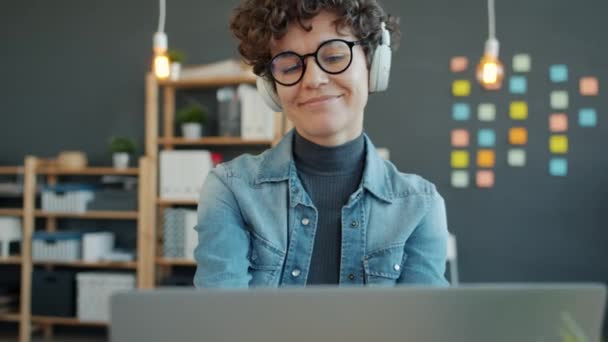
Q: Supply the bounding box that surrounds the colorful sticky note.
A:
[451,150,469,168]
[549,158,568,177]
[549,113,568,132]
[579,108,598,127]
[450,56,469,73]
[452,80,471,97]
[451,170,469,188]
[477,150,496,168]
[477,129,496,147]
[512,54,531,72]
[580,77,599,96]
[507,149,526,167]
[550,64,568,83]
[509,76,527,94]
[509,127,528,145]
[476,170,495,188]
[510,101,528,120]
[478,103,496,122]
[451,129,470,147]
[549,135,568,154]
[452,103,471,121]
[550,91,569,110]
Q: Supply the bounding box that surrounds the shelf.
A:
[0,208,23,217]
[158,137,274,146]
[33,260,136,269]
[37,166,139,176]
[35,210,138,220]
[157,74,256,89]
[157,198,198,206]
[31,315,107,327]
[0,257,21,265]
[156,258,196,267]
[0,167,23,175]
[0,313,20,322]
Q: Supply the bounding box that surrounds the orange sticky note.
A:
[549,113,568,132]
[450,56,468,72]
[580,77,599,96]
[451,129,469,147]
[451,150,469,168]
[510,101,528,120]
[452,80,471,97]
[549,135,568,154]
[509,127,528,145]
[476,170,495,188]
[477,150,495,168]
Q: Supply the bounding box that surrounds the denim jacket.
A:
[193,129,449,288]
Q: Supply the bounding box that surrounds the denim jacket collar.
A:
[255,129,393,204]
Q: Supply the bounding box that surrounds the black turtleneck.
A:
[293,130,365,285]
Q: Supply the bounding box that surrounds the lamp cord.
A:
[158,0,166,32]
[488,0,496,39]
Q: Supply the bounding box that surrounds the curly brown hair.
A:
[229,0,401,80]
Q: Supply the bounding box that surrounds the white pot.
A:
[112,153,130,169]
[170,62,181,80]
[182,123,202,139]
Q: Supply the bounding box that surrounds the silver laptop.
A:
[110,284,606,342]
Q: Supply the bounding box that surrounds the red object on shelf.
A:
[210,153,223,166]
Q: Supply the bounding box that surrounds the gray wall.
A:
[1,0,607,286]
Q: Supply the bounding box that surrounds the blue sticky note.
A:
[452,103,470,121]
[550,64,568,83]
[549,158,568,176]
[509,76,527,94]
[579,108,597,127]
[478,129,496,147]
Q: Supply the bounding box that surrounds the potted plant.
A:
[168,49,185,80]
[108,137,136,169]
[176,104,208,139]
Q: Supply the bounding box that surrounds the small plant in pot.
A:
[168,49,185,80]
[108,137,136,169]
[176,104,208,139]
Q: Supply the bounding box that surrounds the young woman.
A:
[193,0,449,287]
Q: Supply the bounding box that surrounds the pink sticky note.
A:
[549,113,568,132]
[580,77,599,96]
[450,56,468,73]
[451,129,470,147]
[476,170,495,188]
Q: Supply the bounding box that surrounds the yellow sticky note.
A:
[510,101,528,120]
[549,135,568,154]
[477,150,496,168]
[451,150,469,168]
[509,127,528,145]
[452,80,471,97]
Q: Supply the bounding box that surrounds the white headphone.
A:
[256,22,392,112]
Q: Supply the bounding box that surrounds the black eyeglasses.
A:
[268,39,362,86]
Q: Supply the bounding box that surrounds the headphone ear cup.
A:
[256,77,283,112]
[369,44,392,93]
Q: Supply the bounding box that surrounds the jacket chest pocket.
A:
[363,245,406,286]
[248,235,285,287]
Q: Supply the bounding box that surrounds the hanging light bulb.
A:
[476,0,504,90]
[152,0,170,79]
[153,32,170,79]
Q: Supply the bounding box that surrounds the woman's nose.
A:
[301,56,329,89]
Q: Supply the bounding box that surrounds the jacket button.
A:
[348,273,355,281]
[393,264,401,271]
[301,218,310,226]
[350,220,358,228]
[291,268,301,278]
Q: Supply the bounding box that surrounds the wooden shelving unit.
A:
[2,157,156,342]
[144,65,292,286]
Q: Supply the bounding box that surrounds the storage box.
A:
[32,270,76,317]
[33,231,82,262]
[159,151,212,200]
[82,232,115,262]
[0,217,21,258]
[87,189,137,211]
[163,209,197,260]
[41,184,95,213]
[76,272,135,322]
